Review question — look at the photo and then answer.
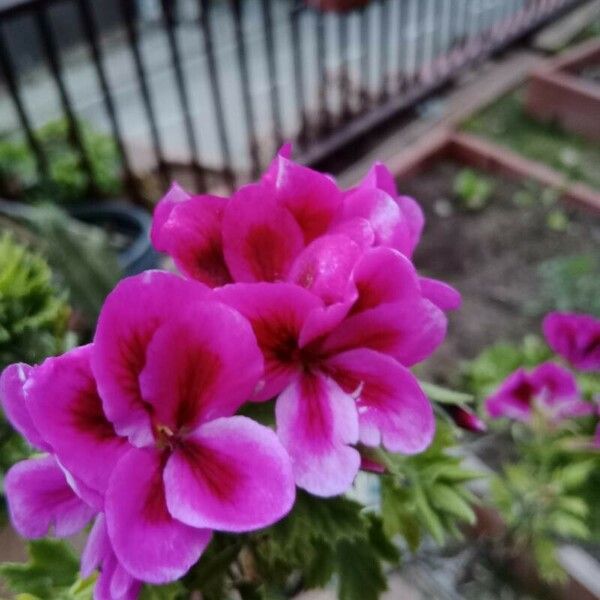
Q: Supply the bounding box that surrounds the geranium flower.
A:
[216,248,443,497]
[486,362,593,423]
[1,363,97,538]
[88,271,295,582]
[543,312,600,372]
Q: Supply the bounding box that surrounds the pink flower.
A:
[90,271,295,583]
[543,312,600,372]
[0,364,96,538]
[486,362,594,423]
[216,248,442,497]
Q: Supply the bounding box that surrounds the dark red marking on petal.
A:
[298,373,334,450]
[141,459,171,524]
[244,225,293,282]
[288,204,335,243]
[180,441,241,502]
[173,349,222,431]
[512,379,535,408]
[253,313,302,366]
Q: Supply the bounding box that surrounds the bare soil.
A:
[400,160,600,382]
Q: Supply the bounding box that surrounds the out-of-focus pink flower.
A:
[216,248,442,497]
[485,362,594,423]
[90,271,295,583]
[444,404,487,433]
[543,312,600,372]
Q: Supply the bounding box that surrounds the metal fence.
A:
[0,0,585,202]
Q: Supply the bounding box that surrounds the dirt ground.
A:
[400,160,600,382]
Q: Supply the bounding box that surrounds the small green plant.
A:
[0,118,122,203]
[0,231,69,368]
[453,168,495,211]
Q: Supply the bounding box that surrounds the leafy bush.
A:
[0,118,122,203]
[0,231,69,368]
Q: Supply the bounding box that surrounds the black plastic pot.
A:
[68,201,159,276]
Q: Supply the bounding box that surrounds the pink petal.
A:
[419,277,462,311]
[150,182,191,248]
[288,234,361,305]
[215,283,322,400]
[262,143,293,186]
[5,455,95,539]
[396,195,425,254]
[298,300,356,348]
[153,192,231,287]
[324,349,434,453]
[81,514,111,577]
[222,183,304,283]
[106,447,212,584]
[275,372,360,497]
[273,157,343,242]
[94,551,142,600]
[343,187,412,256]
[0,363,48,451]
[359,162,398,198]
[93,271,209,446]
[485,368,534,422]
[321,300,447,367]
[164,416,295,531]
[329,217,375,250]
[543,312,600,372]
[139,301,263,432]
[350,248,420,314]
[26,345,127,496]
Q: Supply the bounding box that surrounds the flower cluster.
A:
[486,311,599,434]
[1,148,459,598]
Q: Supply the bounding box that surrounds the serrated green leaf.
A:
[548,512,590,540]
[414,486,445,544]
[557,496,589,518]
[557,460,597,491]
[365,513,401,564]
[429,483,477,524]
[335,537,387,600]
[302,539,336,588]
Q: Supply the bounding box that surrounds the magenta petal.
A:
[299,300,356,348]
[350,248,420,314]
[543,312,600,372]
[419,277,462,311]
[343,187,412,256]
[215,283,322,400]
[5,455,95,539]
[81,514,110,578]
[222,183,304,283]
[139,301,263,431]
[106,447,212,584]
[359,162,398,198]
[153,193,231,287]
[322,300,447,366]
[26,345,127,495]
[94,552,141,600]
[288,234,362,305]
[273,157,343,242]
[275,372,360,497]
[93,271,209,446]
[164,416,294,531]
[0,363,48,451]
[396,195,424,255]
[325,349,434,453]
[485,368,534,422]
[330,217,375,251]
[150,183,191,249]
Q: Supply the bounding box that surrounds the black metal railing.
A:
[0,0,585,203]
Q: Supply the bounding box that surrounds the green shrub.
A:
[0,118,122,203]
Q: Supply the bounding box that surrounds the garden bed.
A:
[399,159,600,383]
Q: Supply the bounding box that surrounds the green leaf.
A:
[335,537,387,600]
[414,485,445,544]
[0,539,79,597]
[557,460,597,491]
[365,513,401,564]
[418,381,473,406]
[548,512,589,540]
[429,483,477,524]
